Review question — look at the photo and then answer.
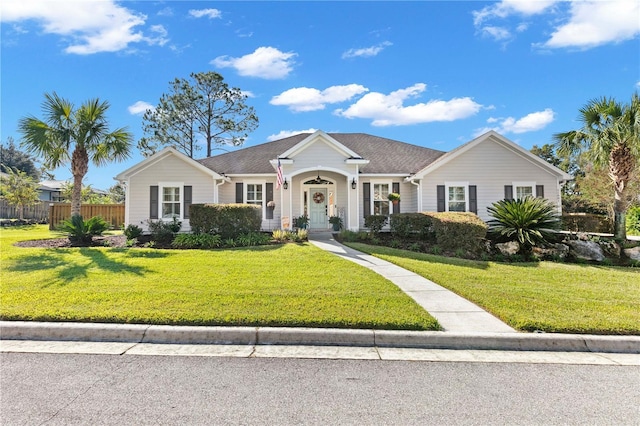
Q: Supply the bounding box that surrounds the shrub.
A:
[190,204,261,239]
[172,233,222,249]
[294,229,308,242]
[561,213,612,233]
[487,196,561,254]
[148,218,182,245]
[425,212,488,254]
[58,215,109,246]
[234,232,272,247]
[390,213,434,240]
[338,230,360,242]
[364,215,388,235]
[123,224,143,239]
[626,206,640,236]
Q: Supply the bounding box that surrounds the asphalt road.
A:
[2,352,639,425]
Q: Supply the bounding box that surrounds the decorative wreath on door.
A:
[313,192,325,204]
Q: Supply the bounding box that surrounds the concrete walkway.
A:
[308,232,515,333]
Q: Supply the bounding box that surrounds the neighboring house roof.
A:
[38,179,70,191]
[115,146,227,181]
[197,132,446,175]
[411,130,573,181]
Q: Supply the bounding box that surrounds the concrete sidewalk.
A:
[308,232,515,333]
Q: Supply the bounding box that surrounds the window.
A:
[448,186,466,212]
[373,183,390,216]
[246,184,263,207]
[162,187,180,219]
[513,182,535,200]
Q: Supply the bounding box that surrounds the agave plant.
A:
[58,215,109,246]
[487,196,561,253]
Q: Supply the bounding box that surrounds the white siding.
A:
[420,138,562,221]
[127,154,215,231]
[357,178,413,228]
[290,139,352,174]
[218,177,282,231]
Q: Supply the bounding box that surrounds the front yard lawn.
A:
[347,243,640,335]
[0,226,439,330]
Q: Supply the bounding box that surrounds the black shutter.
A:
[363,182,371,217]
[265,183,274,220]
[150,186,158,219]
[235,183,243,203]
[392,182,400,214]
[437,185,445,212]
[469,185,477,214]
[504,185,513,200]
[183,186,192,219]
[536,185,544,198]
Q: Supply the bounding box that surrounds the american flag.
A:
[276,159,284,189]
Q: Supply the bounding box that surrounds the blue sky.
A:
[1,0,639,190]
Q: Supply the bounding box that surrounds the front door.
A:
[309,188,328,229]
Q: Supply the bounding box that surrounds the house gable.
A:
[115,147,226,182]
[411,131,572,181]
[279,130,364,160]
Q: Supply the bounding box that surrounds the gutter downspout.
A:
[410,178,421,211]
[215,179,226,203]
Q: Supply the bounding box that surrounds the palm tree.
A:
[18,92,133,217]
[554,94,640,240]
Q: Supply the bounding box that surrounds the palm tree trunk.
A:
[609,144,634,241]
[70,147,89,217]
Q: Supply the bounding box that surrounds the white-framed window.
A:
[513,182,535,200]
[372,182,390,216]
[445,182,468,212]
[245,183,264,217]
[159,182,182,219]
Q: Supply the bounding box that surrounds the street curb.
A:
[1,321,639,354]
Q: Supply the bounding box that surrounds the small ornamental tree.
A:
[0,167,40,220]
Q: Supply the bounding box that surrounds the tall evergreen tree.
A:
[0,137,41,180]
[138,72,258,158]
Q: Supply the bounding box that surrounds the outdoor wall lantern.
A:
[283,178,288,190]
[351,178,357,189]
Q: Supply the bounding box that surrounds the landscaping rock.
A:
[496,241,520,256]
[599,240,622,258]
[623,246,640,261]
[532,243,570,260]
[567,240,605,262]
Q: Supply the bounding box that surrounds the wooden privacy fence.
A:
[49,204,125,230]
[0,200,51,222]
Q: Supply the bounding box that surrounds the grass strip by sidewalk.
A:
[0,226,438,330]
[346,242,640,335]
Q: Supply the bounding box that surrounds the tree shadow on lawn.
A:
[7,248,172,287]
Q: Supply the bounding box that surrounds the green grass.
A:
[0,226,438,330]
[347,242,640,335]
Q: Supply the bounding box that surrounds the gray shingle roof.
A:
[197,133,446,175]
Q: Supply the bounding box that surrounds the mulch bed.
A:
[15,235,129,249]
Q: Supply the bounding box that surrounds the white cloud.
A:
[342,41,392,59]
[157,7,174,17]
[542,1,640,49]
[481,26,511,41]
[0,0,167,54]
[335,83,482,127]
[636,81,640,89]
[267,129,318,141]
[270,84,369,112]
[128,101,154,115]
[212,47,297,79]
[477,108,555,136]
[473,0,639,50]
[473,0,557,26]
[188,9,222,19]
[242,90,256,98]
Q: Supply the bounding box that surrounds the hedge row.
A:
[190,204,262,239]
[388,212,487,253]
